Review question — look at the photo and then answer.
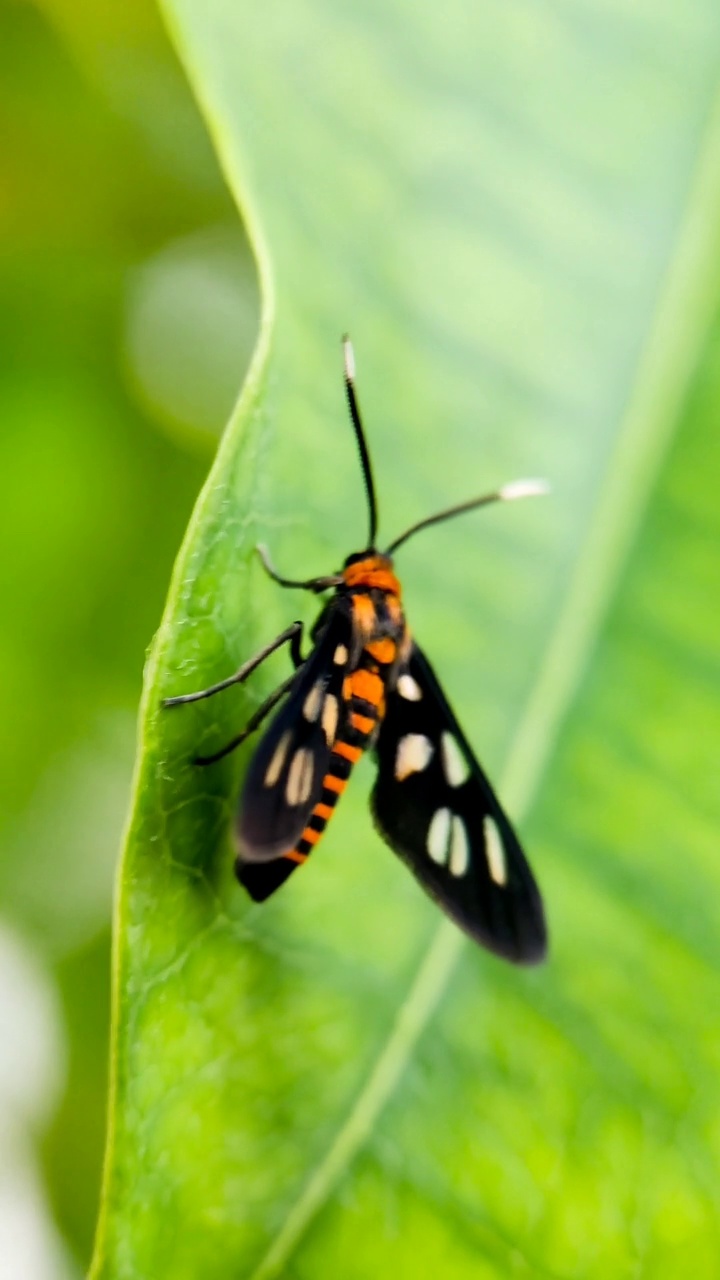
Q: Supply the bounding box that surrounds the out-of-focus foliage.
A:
[83,1,720,1279]
[0,1,256,1271]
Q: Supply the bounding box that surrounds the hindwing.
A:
[371,645,547,963]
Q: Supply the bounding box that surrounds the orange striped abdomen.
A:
[288,664,386,861]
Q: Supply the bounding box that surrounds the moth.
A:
[165,338,547,963]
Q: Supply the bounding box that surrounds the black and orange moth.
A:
[165,339,547,963]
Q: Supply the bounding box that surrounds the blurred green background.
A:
[0,2,257,1272]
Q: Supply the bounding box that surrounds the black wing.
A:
[236,600,353,864]
[371,644,547,964]
[236,854,299,904]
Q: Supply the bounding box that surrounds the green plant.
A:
[91,3,720,1276]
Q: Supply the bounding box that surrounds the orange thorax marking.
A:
[385,594,402,627]
[366,636,396,665]
[342,554,401,595]
[350,593,377,637]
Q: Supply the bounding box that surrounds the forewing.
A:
[235,856,298,903]
[237,602,352,862]
[371,645,547,963]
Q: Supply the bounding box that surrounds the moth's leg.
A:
[193,671,297,766]
[256,543,342,593]
[163,622,304,707]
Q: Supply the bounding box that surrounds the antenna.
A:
[385,478,549,555]
[342,336,378,549]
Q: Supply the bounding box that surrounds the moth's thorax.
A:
[341,552,401,597]
[340,553,409,661]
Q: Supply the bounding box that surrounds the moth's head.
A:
[341,550,400,595]
[342,548,392,570]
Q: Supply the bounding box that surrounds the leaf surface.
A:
[92,3,720,1277]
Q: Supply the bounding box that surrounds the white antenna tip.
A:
[342,334,356,381]
[498,477,550,502]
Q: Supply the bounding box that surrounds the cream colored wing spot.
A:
[441,732,469,787]
[302,681,324,723]
[263,730,292,788]
[333,643,349,666]
[427,806,452,864]
[322,693,339,745]
[395,733,434,781]
[484,816,508,886]
[449,816,470,877]
[285,747,314,807]
[397,673,422,701]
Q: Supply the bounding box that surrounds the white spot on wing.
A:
[449,816,469,876]
[427,807,451,864]
[333,644,349,666]
[303,681,323,723]
[397,673,422,701]
[395,733,434,781]
[322,693,339,745]
[264,731,292,788]
[441,733,468,787]
[484,816,508,885]
[286,748,314,807]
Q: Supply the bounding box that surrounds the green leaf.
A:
[91,3,720,1277]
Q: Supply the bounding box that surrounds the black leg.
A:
[256,543,342,593]
[193,671,297,766]
[163,622,303,707]
[288,624,304,669]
